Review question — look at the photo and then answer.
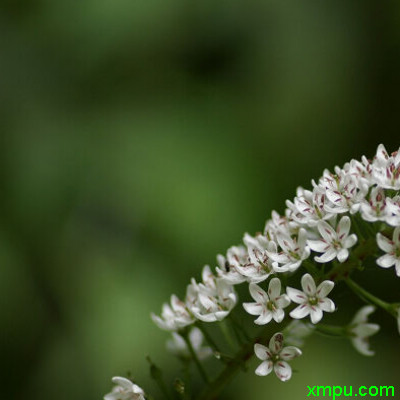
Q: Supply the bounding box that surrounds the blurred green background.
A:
[1,1,399,399]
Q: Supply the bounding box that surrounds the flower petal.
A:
[290,304,310,319]
[310,306,323,324]
[254,343,270,361]
[249,283,269,303]
[272,308,285,323]
[351,305,376,324]
[268,277,282,300]
[376,254,396,268]
[298,228,308,250]
[337,216,351,239]
[317,220,336,242]
[301,273,316,296]
[279,346,302,361]
[308,239,330,253]
[111,377,134,390]
[337,248,349,263]
[286,287,307,304]
[132,384,145,395]
[318,298,335,312]
[351,337,374,356]
[352,323,380,338]
[343,234,358,248]
[255,311,273,325]
[315,248,337,263]
[274,361,292,382]
[395,259,400,277]
[189,327,203,348]
[269,332,284,354]
[243,302,264,316]
[316,280,334,298]
[275,294,291,308]
[376,233,394,253]
[255,360,273,376]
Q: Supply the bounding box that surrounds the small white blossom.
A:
[287,273,335,324]
[347,156,374,188]
[254,332,302,382]
[372,144,400,189]
[187,266,237,322]
[360,187,388,222]
[243,278,290,325]
[268,228,310,272]
[286,186,334,227]
[236,233,278,282]
[151,295,194,331]
[308,216,357,263]
[215,246,247,285]
[376,227,400,276]
[264,210,298,241]
[348,306,380,356]
[166,327,212,360]
[104,377,145,400]
[317,169,368,214]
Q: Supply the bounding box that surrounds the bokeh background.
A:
[1,1,399,399]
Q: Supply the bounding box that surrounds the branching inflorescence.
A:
[104,144,400,400]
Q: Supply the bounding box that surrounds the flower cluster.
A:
[105,145,400,398]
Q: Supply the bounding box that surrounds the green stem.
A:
[314,323,346,338]
[350,214,366,241]
[219,319,237,350]
[345,278,395,316]
[229,318,244,345]
[183,333,210,384]
[147,357,173,400]
[196,339,255,400]
[195,322,221,353]
[181,360,191,400]
[229,313,250,341]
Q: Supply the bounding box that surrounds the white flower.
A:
[236,233,278,282]
[308,216,357,263]
[166,327,212,360]
[215,246,247,285]
[268,228,310,272]
[151,295,194,331]
[286,186,334,227]
[187,266,237,322]
[348,306,380,356]
[287,273,335,324]
[104,377,145,400]
[360,187,388,222]
[264,210,298,241]
[283,320,315,347]
[254,332,302,382]
[372,144,400,189]
[243,278,290,324]
[347,156,373,188]
[317,169,368,214]
[376,227,400,276]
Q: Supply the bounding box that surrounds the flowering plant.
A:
[104,144,400,399]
